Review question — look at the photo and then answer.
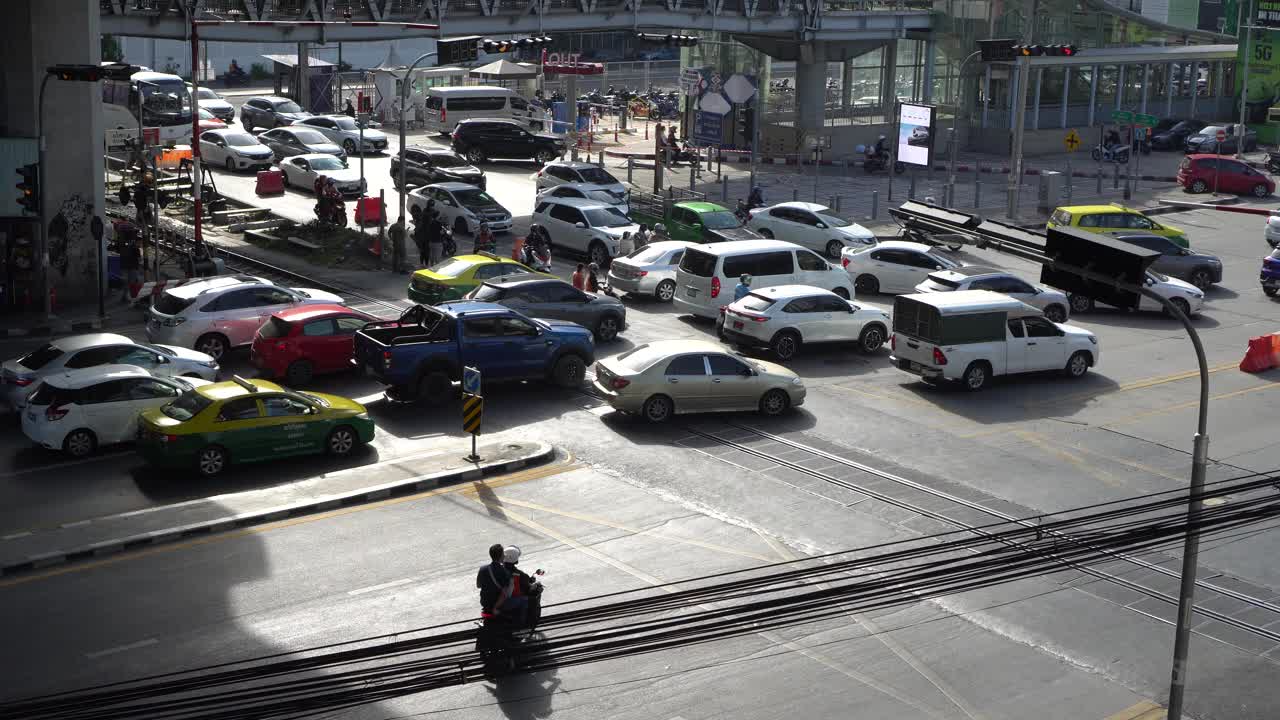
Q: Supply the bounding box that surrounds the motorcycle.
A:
[476,569,545,678]
[314,194,347,227]
[1090,144,1131,164]
[864,149,905,175]
[1266,151,1280,175]
[521,241,552,273]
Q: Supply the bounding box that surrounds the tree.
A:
[102,35,124,63]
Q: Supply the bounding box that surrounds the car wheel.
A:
[1265,286,1278,297]
[326,425,357,457]
[770,331,801,361]
[1254,183,1271,198]
[553,354,586,387]
[1190,179,1208,193]
[1068,293,1094,314]
[196,445,229,477]
[655,280,677,302]
[1064,351,1091,379]
[281,172,291,188]
[225,156,235,172]
[417,370,452,405]
[535,150,557,164]
[62,429,96,458]
[595,315,621,342]
[1167,297,1191,318]
[825,240,843,260]
[588,241,610,269]
[195,333,230,361]
[854,274,880,294]
[1043,304,1067,323]
[467,148,488,164]
[1189,269,1213,291]
[961,361,990,391]
[285,360,313,386]
[858,324,886,353]
[832,287,850,300]
[758,229,774,239]
[759,388,791,417]
[343,139,357,155]
[642,394,673,423]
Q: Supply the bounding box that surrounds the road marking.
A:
[0,450,132,480]
[1104,700,1165,720]
[2,531,32,541]
[1026,361,1238,409]
[348,577,415,596]
[85,638,158,659]
[1014,431,1121,489]
[1061,440,1186,484]
[1105,380,1280,427]
[0,461,575,589]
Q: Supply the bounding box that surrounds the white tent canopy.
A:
[468,59,539,80]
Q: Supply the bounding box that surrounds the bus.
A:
[102,69,192,145]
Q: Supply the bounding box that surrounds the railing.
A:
[104,0,933,16]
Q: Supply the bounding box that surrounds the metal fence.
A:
[541,60,682,96]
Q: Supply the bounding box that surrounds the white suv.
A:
[914,266,1070,323]
[533,197,639,268]
[534,160,627,200]
[721,285,891,361]
[146,276,345,360]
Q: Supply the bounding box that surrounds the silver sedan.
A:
[606,241,693,302]
[292,115,389,154]
[592,339,806,423]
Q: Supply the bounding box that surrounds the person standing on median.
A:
[389,215,407,274]
[120,232,142,301]
[426,210,445,266]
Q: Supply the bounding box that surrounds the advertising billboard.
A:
[896,103,935,167]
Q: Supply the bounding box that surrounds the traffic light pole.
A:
[397,51,438,237]
[36,73,52,318]
[190,18,204,254]
[945,51,982,205]
[1006,0,1038,220]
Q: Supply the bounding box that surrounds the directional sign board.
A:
[1064,129,1082,152]
[693,111,723,146]
[1111,110,1133,124]
[1134,113,1158,127]
[462,365,481,396]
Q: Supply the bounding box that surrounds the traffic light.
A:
[735,105,753,141]
[978,39,1016,62]
[635,32,699,47]
[1012,44,1078,58]
[438,36,480,65]
[47,64,104,82]
[15,163,39,216]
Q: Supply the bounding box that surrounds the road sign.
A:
[462,365,481,396]
[462,392,483,434]
[693,110,723,145]
[1216,128,1227,143]
[723,73,757,104]
[680,68,704,96]
[1064,129,1082,152]
[1111,110,1133,124]
[1134,113,1158,127]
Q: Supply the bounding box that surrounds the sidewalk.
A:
[0,301,146,337]
[0,440,556,577]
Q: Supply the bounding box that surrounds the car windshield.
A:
[585,207,631,228]
[26,382,74,407]
[1197,126,1225,136]
[196,88,219,100]
[700,211,742,230]
[815,211,852,228]
[578,168,617,184]
[430,153,466,167]
[258,316,292,338]
[292,129,329,145]
[455,189,497,207]
[18,344,63,370]
[628,245,671,263]
[431,259,474,277]
[273,100,303,113]
[146,344,177,357]
[153,291,195,314]
[309,156,346,171]
[223,133,259,147]
[333,117,358,130]
[162,390,212,421]
[613,344,675,372]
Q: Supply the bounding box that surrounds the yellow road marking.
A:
[1061,441,1186,484]
[1025,361,1239,409]
[1104,700,1165,720]
[832,382,940,410]
[1105,380,1280,427]
[1014,431,1121,489]
[0,461,575,589]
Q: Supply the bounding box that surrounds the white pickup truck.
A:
[889,290,1099,391]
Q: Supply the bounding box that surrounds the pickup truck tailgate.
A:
[353,331,391,377]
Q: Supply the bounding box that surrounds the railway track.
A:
[673,418,1280,653]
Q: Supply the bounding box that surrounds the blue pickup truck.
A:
[352,302,595,401]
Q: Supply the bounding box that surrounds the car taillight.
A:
[46,404,68,421]
[610,377,630,389]
[274,341,288,352]
[158,434,178,443]
[383,350,393,370]
[711,276,721,298]
[932,347,948,366]
[11,377,32,387]
[441,109,447,125]
[636,270,648,277]
[842,257,850,268]
[889,333,896,350]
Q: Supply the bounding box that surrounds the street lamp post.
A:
[945,51,982,206]
[397,51,438,230]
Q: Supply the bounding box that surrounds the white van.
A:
[423,86,549,134]
[889,290,1099,391]
[674,240,854,320]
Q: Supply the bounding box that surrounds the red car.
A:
[251,304,376,385]
[1178,154,1274,198]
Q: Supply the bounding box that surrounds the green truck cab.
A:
[628,191,763,244]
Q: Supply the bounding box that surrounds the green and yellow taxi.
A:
[1047,204,1190,248]
[136,376,375,477]
[407,252,547,304]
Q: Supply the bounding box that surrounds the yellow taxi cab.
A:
[407,252,548,304]
[1047,204,1189,248]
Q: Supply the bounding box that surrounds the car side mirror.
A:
[816,222,827,229]
[739,367,754,377]
[1180,248,1191,256]
[575,222,586,228]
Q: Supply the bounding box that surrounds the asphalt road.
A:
[2,148,1280,718]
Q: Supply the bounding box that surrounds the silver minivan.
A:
[674,240,855,320]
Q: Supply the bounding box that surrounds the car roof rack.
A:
[231,375,258,393]
[476,251,503,260]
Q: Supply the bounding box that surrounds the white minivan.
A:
[423,86,549,134]
[674,240,855,320]
[889,290,1099,391]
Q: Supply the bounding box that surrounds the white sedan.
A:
[292,115,389,154]
[748,202,875,260]
[199,129,275,172]
[536,183,630,215]
[1266,212,1280,248]
[21,365,211,457]
[607,241,693,302]
[279,153,367,196]
[841,240,961,295]
[1067,270,1205,317]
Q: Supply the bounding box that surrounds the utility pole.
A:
[190,13,204,256]
[1006,0,1037,219]
[1236,0,1255,160]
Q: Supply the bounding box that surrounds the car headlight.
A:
[791,377,803,385]
[355,412,370,420]
[200,359,218,368]
[163,316,186,327]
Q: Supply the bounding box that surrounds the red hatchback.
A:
[251,304,376,386]
[1178,154,1274,197]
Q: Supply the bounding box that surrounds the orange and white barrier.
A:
[1240,333,1280,373]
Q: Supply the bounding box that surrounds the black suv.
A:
[450,120,565,165]
[391,146,486,190]
[240,96,313,132]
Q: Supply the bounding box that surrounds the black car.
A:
[240,96,313,132]
[1105,233,1224,290]
[258,127,345,161]
[1185,124,1257,154]
[391,146,486,190]
[450,119,565,165]
[1150,119,1202,151]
